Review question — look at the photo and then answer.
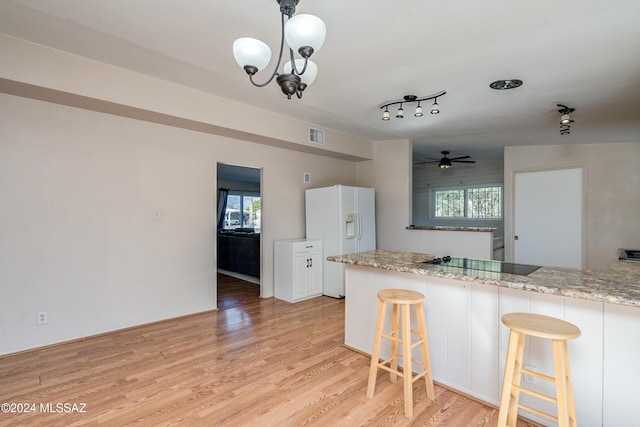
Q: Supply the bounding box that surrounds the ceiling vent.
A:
[309,128,325,145]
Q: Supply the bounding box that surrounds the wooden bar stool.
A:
[366,289,435,419]
[498,313,581,427]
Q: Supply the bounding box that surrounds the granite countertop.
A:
[406,225,496,232]
[327,250,640,308]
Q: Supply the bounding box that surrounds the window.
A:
[223,192,261,231]
[431,185,502,219]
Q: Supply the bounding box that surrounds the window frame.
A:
[429,183,503,220]
[222,190,261,230]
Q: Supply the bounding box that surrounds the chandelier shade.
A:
[232,38,272,72]
[232,0,325,99]
[284,14,326,55]
[284,59,318,86]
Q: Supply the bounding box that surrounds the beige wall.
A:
[0,93,357,355]
[0,34,368,355]
[0,34,373,162]
[504,142,640,271]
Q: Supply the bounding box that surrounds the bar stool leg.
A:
[564,341,577,427]
[415,302,435,399]
[508,332,525,427]
[553,339,570,427]
[367,300,386,398]
[401,303,413,419]
[498,330,525,427]
[390,303,399,383]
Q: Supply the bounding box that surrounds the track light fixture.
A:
[380,91,446,121]
[232,0,326,100]
[557,104,576,136]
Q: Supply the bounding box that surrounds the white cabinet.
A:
[274,239,323,303]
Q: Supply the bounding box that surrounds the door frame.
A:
[505,164,588,268]
[216,162,264,300]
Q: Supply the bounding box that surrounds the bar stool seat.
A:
[498,312,581,427]
[366,289,435,419]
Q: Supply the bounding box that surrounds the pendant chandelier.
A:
[232,0,326,99]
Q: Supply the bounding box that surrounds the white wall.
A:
[0,94,356,355]
[504,142,640,271]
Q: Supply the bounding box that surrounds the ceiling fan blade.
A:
[451,160,476,163]
[413,159,440,165]
[449,155,471,161]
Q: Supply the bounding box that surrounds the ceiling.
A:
[1,0,640,161]
[218,163,260,185]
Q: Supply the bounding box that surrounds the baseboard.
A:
[217,269,260,284]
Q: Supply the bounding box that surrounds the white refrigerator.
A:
[305,185,376,298]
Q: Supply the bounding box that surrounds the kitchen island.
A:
[328,250,640,427]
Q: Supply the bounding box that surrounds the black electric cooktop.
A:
[424,257,541,276]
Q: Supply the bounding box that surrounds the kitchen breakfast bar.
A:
[328,250,640,427]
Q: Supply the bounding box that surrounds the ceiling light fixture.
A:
[415,102,424,117]
[557,104,576,136]
[232,0,326,100]
[439,157,452,169]
[382,107,390,121]
[380,91,446,121]
[489,79,523,90]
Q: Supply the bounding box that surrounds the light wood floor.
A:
[0,274,540,426]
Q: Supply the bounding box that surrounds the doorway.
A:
[216,163,262,300]
[513,167,585,269]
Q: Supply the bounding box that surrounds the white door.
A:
[293,253,309,300]
[514,168,583,269]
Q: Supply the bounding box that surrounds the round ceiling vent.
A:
[489,79,523,90]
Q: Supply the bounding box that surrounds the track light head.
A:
[560,114,573,125]
[430,100,440,115]
[415,103,424,117]
[382,108,390,121]
[396,105,404,118]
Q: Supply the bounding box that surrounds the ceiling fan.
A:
[416,151,476,169]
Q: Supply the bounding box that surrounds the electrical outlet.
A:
[523,364,536,384]
[153,209,166,220]
[36,310,48,325]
